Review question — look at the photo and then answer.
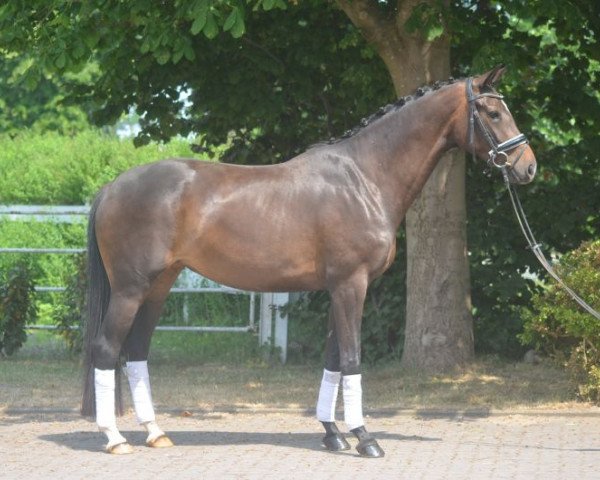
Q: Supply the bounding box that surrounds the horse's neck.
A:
[349,86,462,229]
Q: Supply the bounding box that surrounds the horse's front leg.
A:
[316,309,350,451]
[318,272,385,458]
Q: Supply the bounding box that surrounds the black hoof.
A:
[322,433,351,451]
[356,438,385,458]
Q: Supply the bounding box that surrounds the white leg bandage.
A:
[94,368,127,448]
[316,369,341,422]
[125,361,164,443]
[342,374,364,430]
[125,361,156,424]
[143,420,165,443]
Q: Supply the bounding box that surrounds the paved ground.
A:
[1,406,600,479]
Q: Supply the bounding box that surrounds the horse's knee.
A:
[340,356,361,376]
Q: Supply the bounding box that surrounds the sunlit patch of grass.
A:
[363,357,577,410]
[0,331,584,414]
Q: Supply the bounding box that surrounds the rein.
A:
[466,77,600,321]
[501,169,600,320]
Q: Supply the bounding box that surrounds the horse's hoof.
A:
[147,434,174,448]
[356,439,385,458]
[322,433,351,451]
[107,442,134,455]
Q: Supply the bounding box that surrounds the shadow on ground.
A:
[38,429,441,454]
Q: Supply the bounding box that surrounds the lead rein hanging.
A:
[501,167,600,321]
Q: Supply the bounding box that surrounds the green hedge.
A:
[0,130,211,326]
[520,239,600,402]
[0,129,202,204]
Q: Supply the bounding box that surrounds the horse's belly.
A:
[181,234,322,292]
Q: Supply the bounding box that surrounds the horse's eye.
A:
[487,110,500,120]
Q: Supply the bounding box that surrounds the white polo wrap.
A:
[316,369,341,422]
[342,374,364,430]
[94,368,127,447]
[125,360,156,424]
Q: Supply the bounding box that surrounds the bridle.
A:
[465,77,600,321]
[466,77,529,171]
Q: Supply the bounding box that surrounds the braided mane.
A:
[325,77,461,145]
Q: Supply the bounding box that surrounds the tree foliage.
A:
[0,1,598,360]
[0,1,392,161]
[451,1,600,355]
[0,54,92,136]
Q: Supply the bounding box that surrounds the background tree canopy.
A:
[0,0,598,360]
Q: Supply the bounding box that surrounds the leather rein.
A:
[466,77,600,321]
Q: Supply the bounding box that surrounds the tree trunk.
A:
[336,0,473,372]
[391,32,474,372]
[402,150,474,370]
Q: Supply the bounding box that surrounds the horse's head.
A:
[460,65,537,184]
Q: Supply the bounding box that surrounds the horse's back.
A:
[95,155,394,292]
[94,158,320,290]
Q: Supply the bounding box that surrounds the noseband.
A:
[466,77,529,170]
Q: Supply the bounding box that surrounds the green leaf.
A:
[155,49,171,65]
[83,31,100,49]
[230,16,245,38]
[223,8,237,32]
[140,37,151,54]
[190,0,209,35]
[55,52,67,69]
[191,15,206,35]
[183,44,196,61]
[262,0,275,11]
[172,48,184,64]
[203,12,218,39]
[426,24,444,42]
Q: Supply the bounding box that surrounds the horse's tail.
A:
[81,188,124,417]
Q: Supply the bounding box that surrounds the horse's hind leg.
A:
[122,267,181,449]
[93,290,145,454]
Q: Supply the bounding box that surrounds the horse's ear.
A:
[475,65,507,90]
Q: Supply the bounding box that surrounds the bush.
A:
[0,129,203,204]
[0,129,209,326]
[520,239,600,402]
[53,253,86,353]
[0,261,38,356]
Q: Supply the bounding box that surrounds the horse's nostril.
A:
[528,163,536,176]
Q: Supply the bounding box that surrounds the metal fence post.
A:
[273,292,289,364]
[258,292,289,364]
[259,292,274,349]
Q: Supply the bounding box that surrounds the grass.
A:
[0,331,584,415]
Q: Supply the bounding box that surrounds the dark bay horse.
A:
[81,66,536,457]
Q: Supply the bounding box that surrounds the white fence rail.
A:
[0,205,289,362]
